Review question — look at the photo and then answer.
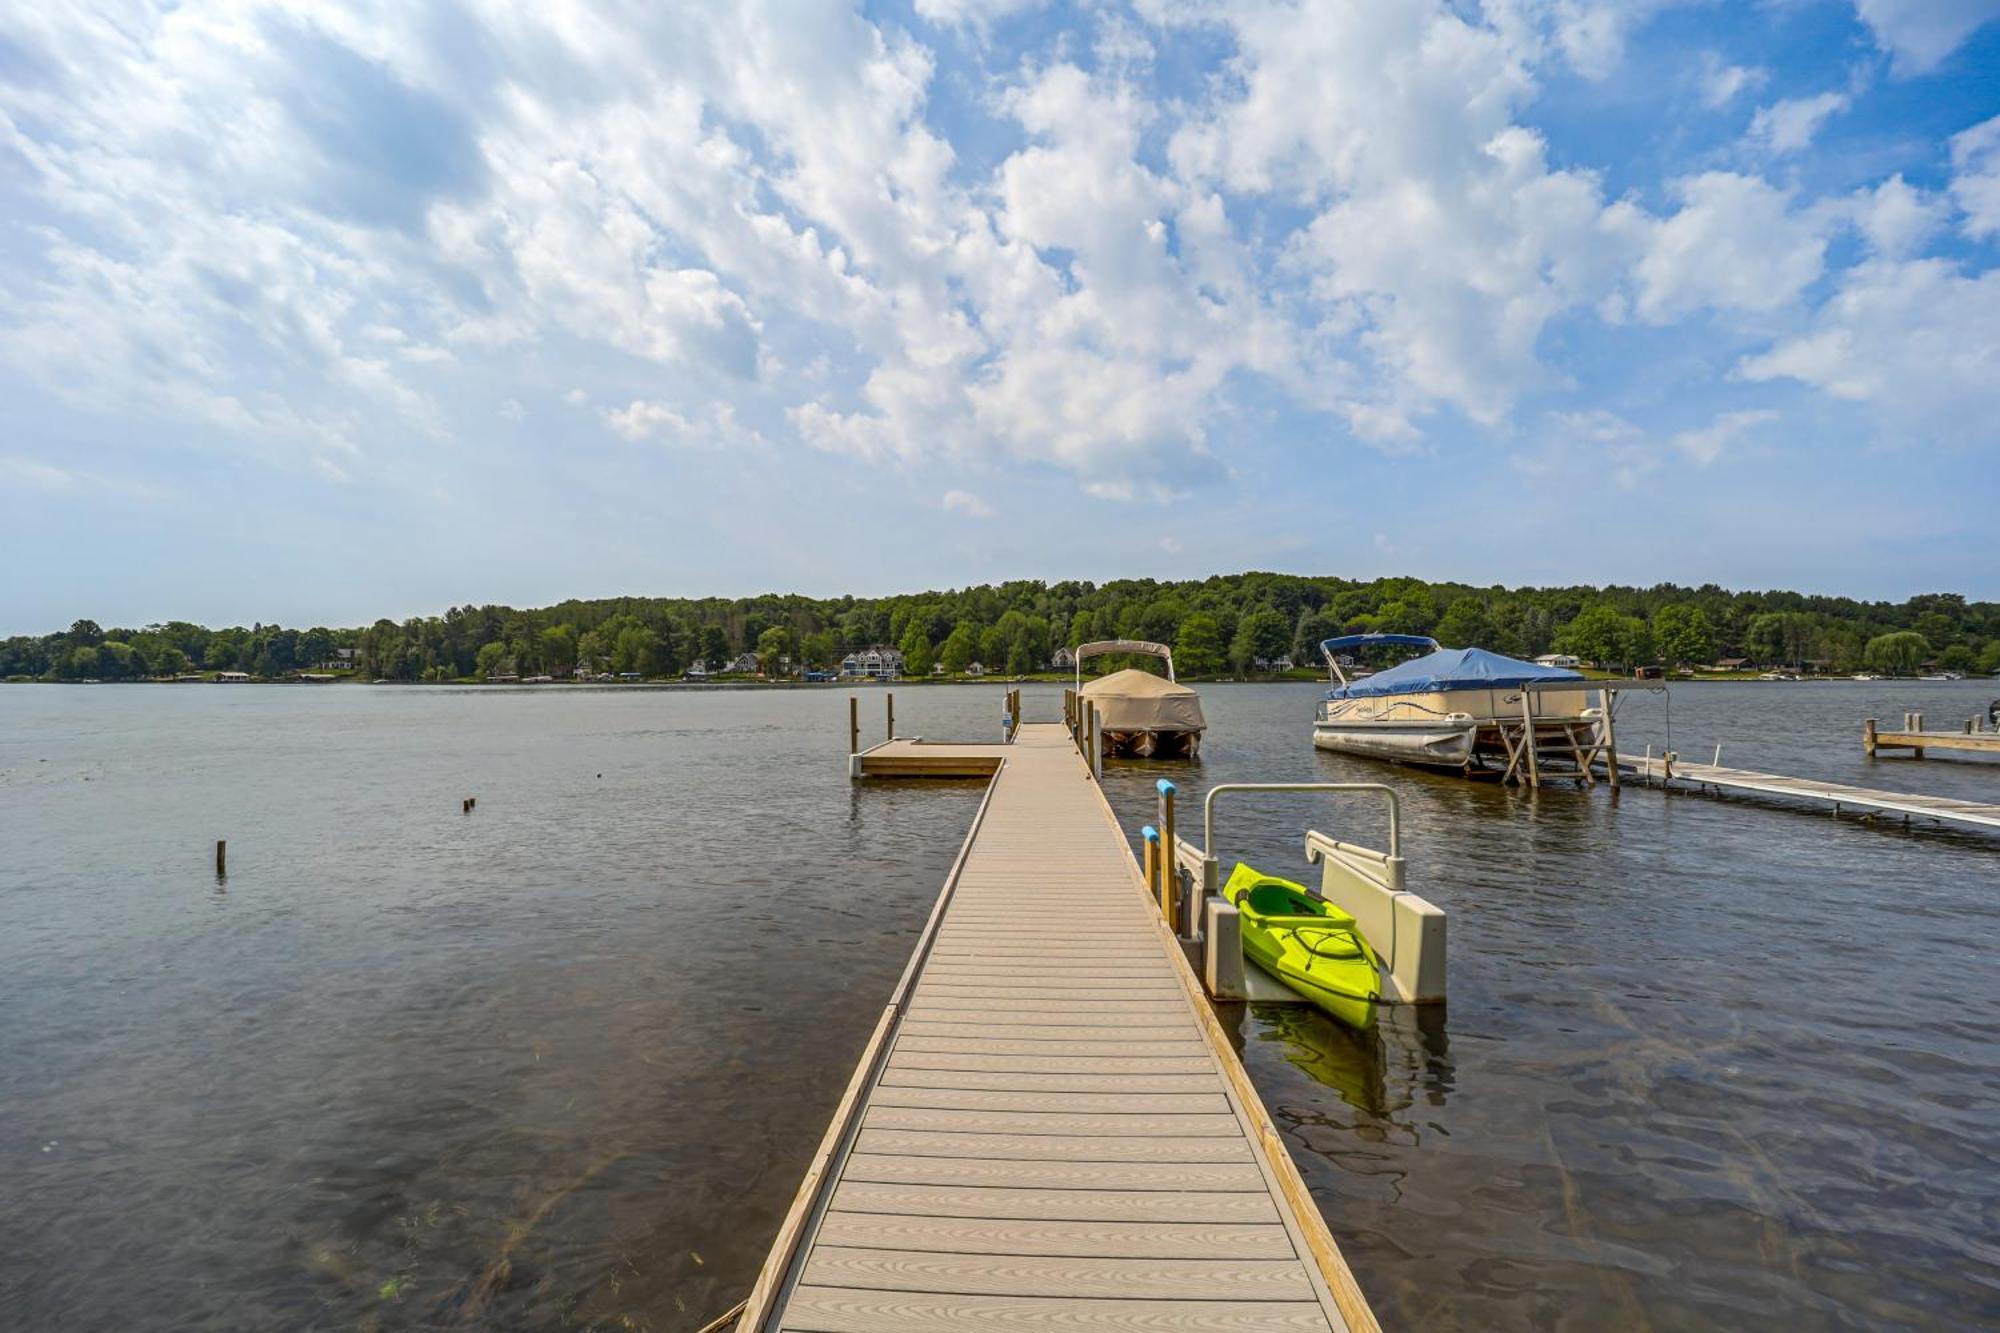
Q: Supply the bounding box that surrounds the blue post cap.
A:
[1141,825,1159,842]
[1155,779,1178,796]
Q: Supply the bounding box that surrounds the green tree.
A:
[939,623,979,674]
[1175,613,1227,676]
[800,629,840,670]
[1432,597,1495,649]
[899,620,934,676]
[1230,608,1291,674]
[1977,641,2000,675]
[698,625,729,669]
[1652,603,1714,666]
[1864,631,1929,676]
[539,624,577,676]
[756,625,795,675]
[476,642,510,678]
[613,625,665,676]
[1940,644,1975,671]
[1555,605,1651,668]
[1746,612,1816,669]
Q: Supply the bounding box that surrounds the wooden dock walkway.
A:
[1619,753,2000,833]
[738,723,1376,1332]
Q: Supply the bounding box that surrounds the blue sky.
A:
[1,0,1997,632]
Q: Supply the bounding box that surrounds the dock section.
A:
[739,723,1376,1332]
[1620,753,2000,832]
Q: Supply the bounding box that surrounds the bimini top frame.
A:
[1317,633,1439,688]
[1074,638,1176,687]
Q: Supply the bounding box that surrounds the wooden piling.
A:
[1864,717,1877,757]
[848,697,859,755]
[215,839,226,877]
[1600,688,1618,789]
[886,691,894,741]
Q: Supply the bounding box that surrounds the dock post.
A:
[1864,718,1876,757]
[1600,687,1618,788]
[849,697,859,755]
[1913,712,1924,760]
[886,691,894,741]
[215,838,226,878]
[1520,690,1541,787]
[1142,825,1160,912]
[1156,780,1178,931]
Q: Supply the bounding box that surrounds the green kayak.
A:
[1223,862,1383,1029]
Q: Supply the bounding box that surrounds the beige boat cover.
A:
[1079,668,1206,733]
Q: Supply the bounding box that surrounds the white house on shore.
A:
[1049,646,1076,671]
[840,646,905,680]
[1534,653,1581,669]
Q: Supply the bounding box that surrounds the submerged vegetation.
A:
[6,575,1997,681]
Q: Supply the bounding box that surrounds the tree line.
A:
[6,575,1996,682]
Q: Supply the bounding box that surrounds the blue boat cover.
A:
[1326,647,1583,699]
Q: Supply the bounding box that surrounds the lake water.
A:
[4,680,1997,1329]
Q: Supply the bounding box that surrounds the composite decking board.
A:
[838,1154,1269,1192]
[867,1087,1234,1115]
[799,1248,1317,1301]
[828,1181,1285,1225]
[778,1289,1334,1332]
[864,1107,1246,1136]
[852,1130,1256,1166]
[898,1022,1208,1042]
[895,1038,1212,1059]
[756,725,1354,1333]
[812,1213,1297,1259]
[877,1068,1224,1094]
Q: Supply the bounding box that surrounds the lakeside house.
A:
[1700,657,1752,673]
[840,646,904,679]
[720,652,761,674]
[1253,654,1295,672]
[316,647,357,671]
[1534,653,1581,669]
[1049,646,1077,671]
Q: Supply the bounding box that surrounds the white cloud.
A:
[1698,53,1767,109]
[497,397,526,421]
[1851,175,1947,256]
[1515,410,1659,489]
[0,0,1988,519]
[942,489,996,518]
[1853,0,2000,74]
[604,399,762,450]
[1672,409,1776,466]
[1747,92,1850,155]
[1736,259,2000,441]
[1626,173,1826,322]
[0,456,165,501]
[1950,114,2000,238]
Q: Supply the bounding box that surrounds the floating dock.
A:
[1865,714,2000,760]
[737,722,1377,1332]
[1618,753,2000,833]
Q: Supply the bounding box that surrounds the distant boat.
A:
[1311,634,1597,769]
[1851,673,1881,681]
[1918,671,1964,681]
[1074,640,1204,759]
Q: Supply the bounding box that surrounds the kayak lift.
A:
[1142,780,1446,1010]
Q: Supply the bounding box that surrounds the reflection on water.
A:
[1246,1002,1453,1126]
[4,678,1997,1329]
